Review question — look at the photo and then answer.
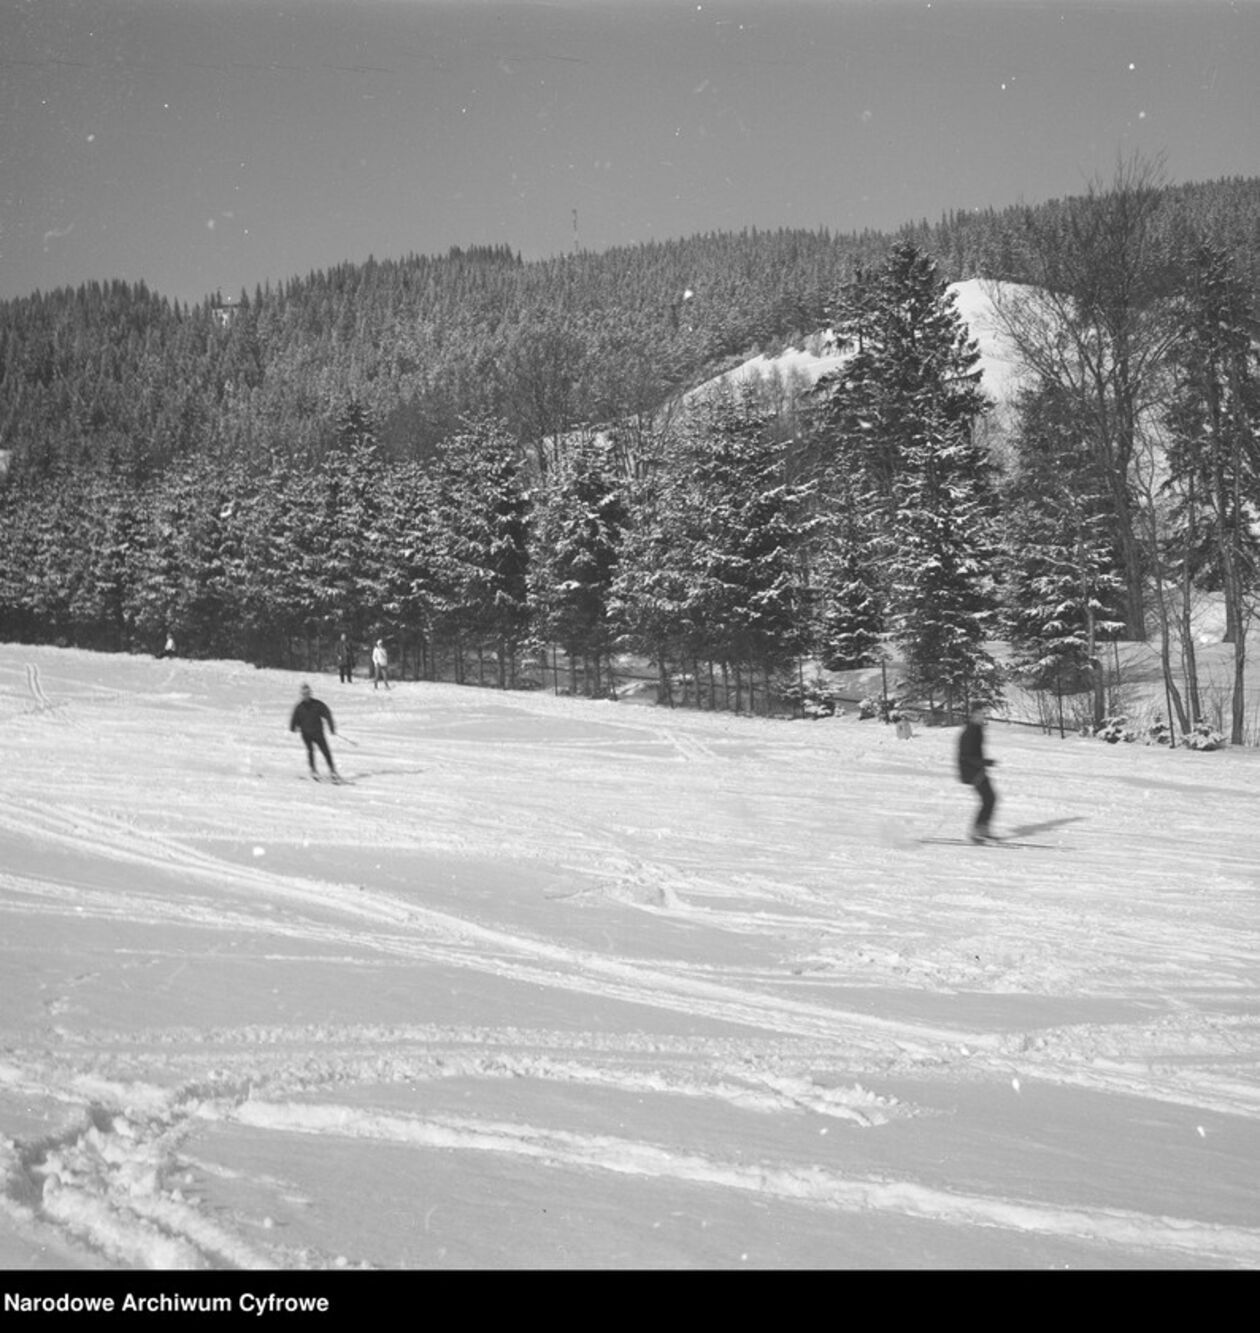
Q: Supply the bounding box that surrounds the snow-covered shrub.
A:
[1184,722,1226,751]
[1146,717,1171,746]
[780,675,845,719]
[1089,715,1136,744]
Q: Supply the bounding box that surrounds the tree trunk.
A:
[1153,586,1189,735]
[1232,630,1246,746]
[657,652,672,708]
[1180,559,1201,725]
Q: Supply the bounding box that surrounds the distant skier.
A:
[371,639,390,691]
[290,683,340,781]
[957,702,997,842]
[337,633,355,684]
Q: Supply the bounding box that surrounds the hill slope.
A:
[1,644,1257,1271]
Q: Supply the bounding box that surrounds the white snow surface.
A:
[1,645,1258,1271]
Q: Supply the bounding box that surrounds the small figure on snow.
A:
[290,683,341,781]
[337,633,355,684]
[371,639,390,691]
[160,631,176,659]
[957,702,997,842]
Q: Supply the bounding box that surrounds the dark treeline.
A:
[2,169,1260,733]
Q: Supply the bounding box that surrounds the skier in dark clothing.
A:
[957,702,997,842]
[290,683,340,781]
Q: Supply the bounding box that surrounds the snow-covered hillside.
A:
[710,279,1028,408]
[1,645,1257,1271]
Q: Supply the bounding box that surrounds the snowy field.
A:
[1,643,1257,1271]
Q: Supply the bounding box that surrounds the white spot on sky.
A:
[1138,110,1146,119]
[206,219,216,230]
[1128,62,1136,71]
[86,134,95,143]
[42,223,74,250]
[860,109,873,123]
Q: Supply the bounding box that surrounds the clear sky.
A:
[1,0,1257,306]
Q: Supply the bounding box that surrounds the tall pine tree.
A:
[811,243,995,713]
[428,416,531,686]
[527,433,628,694]
[888,405,1001,714]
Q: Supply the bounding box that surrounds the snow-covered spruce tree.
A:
[319,398,387,647]
[0,479,52,642]
[682,384,817,709]
[132,454,252,659]
[1161,244,1260,743]
[887,405,1002,719]
[612,384,816,712]
[235,403,391,671]
[375,461,442,678]
[68,472,147,653]
[526,433,628,696]
[427,415,531,687]
[812,475,886,670]
[814,243,989,520]
[233,460,324,667]
[1001,382,1124,729]
[810,243,993,711]
[607,434,698,706]
[0,472,92,645]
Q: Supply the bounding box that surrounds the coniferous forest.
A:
[2,166,1259,738]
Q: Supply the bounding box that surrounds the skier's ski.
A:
[918,836,1055,849]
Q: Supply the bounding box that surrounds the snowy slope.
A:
[1,645,1258,1270]
[710,279,1028,407]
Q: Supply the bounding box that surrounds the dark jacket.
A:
[290,697,334,740]
[957,720,993,785]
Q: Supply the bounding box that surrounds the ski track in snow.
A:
[1,648,1258,1269]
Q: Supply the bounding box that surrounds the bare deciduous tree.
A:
[987,153,1183,640]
